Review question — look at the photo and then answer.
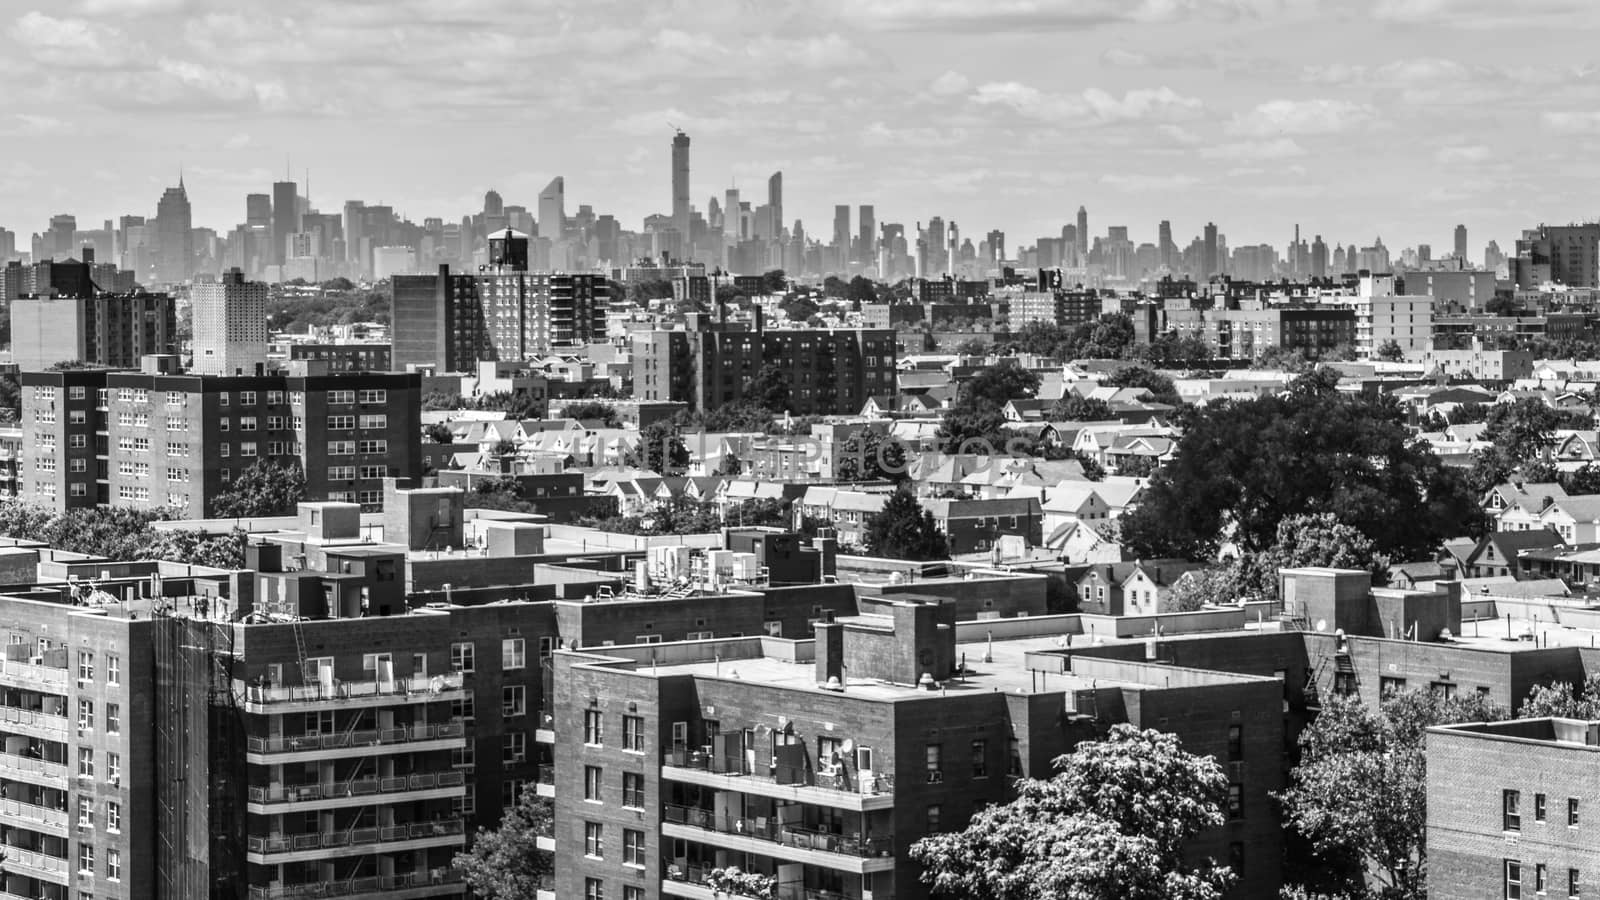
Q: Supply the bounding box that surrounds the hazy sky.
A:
[2,0,1597,257]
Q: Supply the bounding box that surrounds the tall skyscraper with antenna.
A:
[155,176,192,284]
[671,131,690,243]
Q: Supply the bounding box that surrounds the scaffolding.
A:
[153,610,247,899]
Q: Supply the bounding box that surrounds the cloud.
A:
[9,114,70,135]
[9,11,131,65]
[79,0,188,14]
[1098,173,1202,192]
[928,70,970,96]
[861,121,970,147]
[1227,99,1374,136]
[1371,0,1594,28]
[1101,48,1149,67]
[1435,144,1490,163]
[223,132,252,150]
[833,0,1318,32]
[972,82,1202,123]
[1200,138,1306,161]
[1541,111,1600,135]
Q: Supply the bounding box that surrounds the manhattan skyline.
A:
[1,0,1597,251]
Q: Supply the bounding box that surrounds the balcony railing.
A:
[536,764,554,785]
[664,866,855,900]
[0,796,68,829]
[3,845,67,875]
[664,750,895,798]
[0,753,69,781]
[246,868,465,899]
[0,707,68,735]
[0,659,68,688]
[247,819,465,855]
[662,804,892,858]
[246,721,466,755]
[248,771,467,804]
[241,672,465,705]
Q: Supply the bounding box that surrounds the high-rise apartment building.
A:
[10,292,177,371]
[832,206,851,260]
[671,132,691,240]
[1454,224,1468,261]
[767,172,783,242]
[1514,224,1600,289]
[538,178,565,243]
[1075,206,1088,259]
[191,268,269,377]
[858,205,875,267]
[1202,222,1219,279]
[271,181,299,267]
[391,233,608,373]
[1158,220,1174,270]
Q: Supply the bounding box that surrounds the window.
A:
[584,765,602,802]
[78,650,93,681]
[1430,680,1457,699]
[623,829,645,867]
[1506,790,1523,831]
[927,804,942,830]
[502,685,526,717]
[1537,864,1548,894]
[503,731,526,764]
[1571,798,1581,827]
[359,414,387,429]
[328,465,356,481]
[1008,738,1023,776]
[78,748,93,779]
[328,440,355,455]
[107,752,120,784]
[622,772,644,808]
[79,844,94,874]
[1333,672,1357,695]
[240,442,258,457]
[1537,793,1548,822]
[328,390,356,405]
[106,703,120,733]
[327,415,356,430]
[358,464,388,479]
[585,822,604,858]
[1229,842,1245,875]
[502,637,526,670]
[452,743,474,768]
[625,888,644,900]
[106,848,120,881]
[1227,783,1244,819]
[925,743,942,782]
[585,710,604,745]
[77,797,93,827]
[359,389,386,404]
[78,698,94,730]
[106,801,120,832]
[451,642,474,673]
[357,439,388,454]
[1571,868,1581,898]
[451,695,475,721]
[971,739,987,778]
[240,416,257,432]
[239,391,256,406]
[585,878,604,900]
[1228,724,1243,761]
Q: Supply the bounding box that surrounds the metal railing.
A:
[662,804,892,858]
[3,845,67,874]
[246,722,466,754]
[663,866,854,900]
[0,752,69,781]
[0,659,68,688]
[241,672,465,705]
[0,796,68,829]
[247,818,465,855]
[663,750,895,797]
[0,706,68,734]
[246,868,465,899]
[247,771,467,803]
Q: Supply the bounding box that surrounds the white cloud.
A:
[928,70,970,96]
[1541,111,1600,135]
[834,0,1318,31]
[1101,48,1149,67]
[79,0,187,14]
[1435,144,1490,163]
[223,132,252,150]
[1200,138,1306,161]
[1227,99,1374,136]
[10,114,69,135]
[1098,173,1201,192]
[1371,0,1594,28]
[972,82,1202,123]
[9,11,131,65]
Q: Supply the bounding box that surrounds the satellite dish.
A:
[1316,619,1328,632]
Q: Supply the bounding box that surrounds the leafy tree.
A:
[1279,691,1508,900]
[911,725,1233,900]
[1485,294,1519,316]
[424,423,453,444]
[208,461,307,518]
[960,361,1041,410]
[1119,386,1485,562]
[1374,340,1405,362]
[747,364,792,413]
[0,373,18,424]
[1051,394,1114,422]
[1483,397,1575,466]
[955,338,989,357]
[1106,365,1182,407]
[821,275,847,298]
[561,401,621,427]
[836,428,907,482]
[1520,673,1600,718]
[633,420,687,475]
[715,455,744,477]
[846,275,878,306]
[490,439,517,457]
[321,276,355,291]
[1117,455,1159,478]
[1079,313,1137,360]
[453,787,553,899]
[760,269,788,295]
[863,487,948,561]
[1071,450,1106,481]
[693,400,773,433]
[625,278,674,305]
[1168,566,1246,612]
[422,389,462,411]
[1561,464,1600,495]
[1253,346,1316,373]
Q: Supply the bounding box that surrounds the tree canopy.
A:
[862,487,948,560]
[453,787,553,899]
[836,428,907,482]
[632,420,688,475]
[208,460,307,518]
[0,501,247,568]
[1120,374,1485,562]
[746,364,793,413]
[1049,394,1113,422]
[911,725,1234,900]
[560,401,621,427]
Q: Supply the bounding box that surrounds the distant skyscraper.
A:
[1454,224,1468,260]
[833,205,851,257]
[246,193,271,228]
[46,214,76,261]
[539,177,566,243]
[155,178,193,285]
[1158,220,1174,269]
[271,180,298,267]
[671,132,691,239]
[484,190,504,218]
[1486,240,1504,271]
[1076,206,1088,259]
[191,268,268,376]
[1202,222,1219,279]
[1311,235,1328,278]
[986,229,1005,264]
[767,171,783,241]
[858,205,876,267]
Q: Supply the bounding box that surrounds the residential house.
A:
[1121,560,1209,615]
[1041,482,1114,539]
[923,496,1044,555]
[1539,496,1600,544]
[826,489,890,547]
[1460,530,1566,579]
[1049,520,1126,564]
[1075,558,1198,615]
[1387,560,1458,590]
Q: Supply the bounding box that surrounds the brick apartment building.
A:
[19,361,422,514]
[10,292,178,372]
[631,310,896,416]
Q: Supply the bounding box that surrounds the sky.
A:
[2,0,1598,258]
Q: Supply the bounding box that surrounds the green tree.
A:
[1168,566,1246,612]
[955,338,989,357]
[1561,465,1600,495]
[633,420,688,475]
[453,787,554,899]
[846,275,878,306]
[836,429,907,482]
[1106,365,1182,407]
[424,423,453,444]
[561,401,621,427]
[208,461,307,518]
[693,399,773,432]
[0,373,18,424]
[1119,385,1485,563]
[715,455,744,477]
[760,269,788,295]
[1483,397,1573,466]
[747,365,793,413]
[1374,340,1405,362]
[911,725,1234,900]
[1520,673,1600,718]
[1279,691,1508,900]
[1050,394,1114,422]
[862,487,948,561]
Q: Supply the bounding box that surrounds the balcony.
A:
[246,819,465,865]
[662,750,896,812]
[245,722,466,763]
[663,867,856,900]
[238,672,466,713]
[0,707,69,739]
[535,764,554,798]
[0,753,69,786]
[661,804,894,875]
[3,846,68,883]
[247,869,465,900]
[0,797,69,835]
[0,659,68,690]
[247,771,467,812]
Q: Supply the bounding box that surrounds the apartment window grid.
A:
[502,637,526,670]
[77,651,93,682]
[584,765,602,802]
[623,829,645,867]
[585,878,604,900]
[585,710,604,745]
[451,642,474,673]
[622,772,644,808]
[1506,789,1523,831]
[585,822,603,858]
[502,685,526,717]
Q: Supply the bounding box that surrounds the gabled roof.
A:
[922,497,1041,519]
[1544,495,1600,523]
